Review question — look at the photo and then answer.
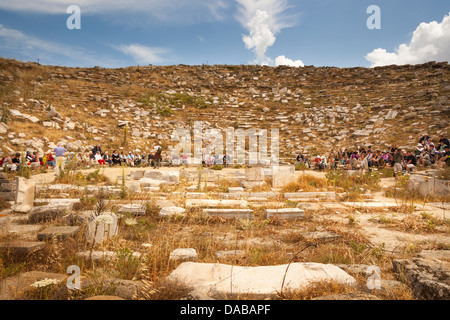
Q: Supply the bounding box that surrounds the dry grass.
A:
[281,174,329,193]
[277,280,358,300]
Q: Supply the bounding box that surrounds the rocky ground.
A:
[0,166,449,300]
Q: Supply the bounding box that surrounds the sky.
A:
[0,0,449,68]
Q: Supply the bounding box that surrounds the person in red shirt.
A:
[47,152,56,167]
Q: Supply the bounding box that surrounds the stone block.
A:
[85,212,119,244]
[159,207,186,218]
[166,262,356,298]
[245,165,265,181]
[37,226,80,241]
[0,241,46,256]
[186,199,249,208]
[284,192,336,200]
[28,203,73,223]
[117,203,146,216]
[12,177,35,213]
[202,209,253,220]
[169,248,198,262]
[264,208,305,220]
[271,165,296,188]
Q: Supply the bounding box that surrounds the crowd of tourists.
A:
[296,134,450,176]
[1,134,449,175]
[0,143,167,172]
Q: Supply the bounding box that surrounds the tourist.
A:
[419,134,430,145]
[418,149,432,167]
[360,152,369,172]
[182,153,189,166]
[134,151,141,166]
[66,152,75,166]
[403,150,416,173]
[88,151,95,166]
[2,153,18,171]
[415,143,424,159]
[148,152,154,167]
[314,155,321,170]
[54,144,67,175]
[103,151,113,167]
[350,152,359,170]
[75,152,84,166]
[437,146,450,168]
[141,151,147,166]
[112,150,121,166]
[425,137,435,149]
[92,144,102,156]
[119,151,126,165]
[95,151,105,165]
[26,151,33,164]
[127,151,135,166]
[46,152,56,168]
[439,135,450,148]
[392,148,403,177]
[154,145,162,169]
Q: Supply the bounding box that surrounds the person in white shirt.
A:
[95,151,105,165]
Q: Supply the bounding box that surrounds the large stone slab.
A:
[117,203,146,216]
[166,262,356,298]
[245,165,265,181]
[129,170,145,180]
[143,170,179,183]
[28,202,73,223]
[264,208,304,220]
[37,226,80,241]
[341,201,400,208]
[0,241,46,256]
[284,192,336,200]
[202,209,253,220]
[185,192,207,199]
[186,199,249,208]
[6,224,42,241]
[169,248,198,262]
[186,199,248,208]
[159,207,186,218]
[392,256,450,300]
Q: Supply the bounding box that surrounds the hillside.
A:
[0,57,449,160]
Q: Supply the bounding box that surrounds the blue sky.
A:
[0,0,449,68]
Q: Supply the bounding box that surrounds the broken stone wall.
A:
[0,173,16,202]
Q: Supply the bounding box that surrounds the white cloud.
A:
[115,44,169,65]
[236,0,298,65]
[242,9,276,65]
[274,55,304,67]
[0,24,118,67]
[366,12,450,67]
[0,0,229,24]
